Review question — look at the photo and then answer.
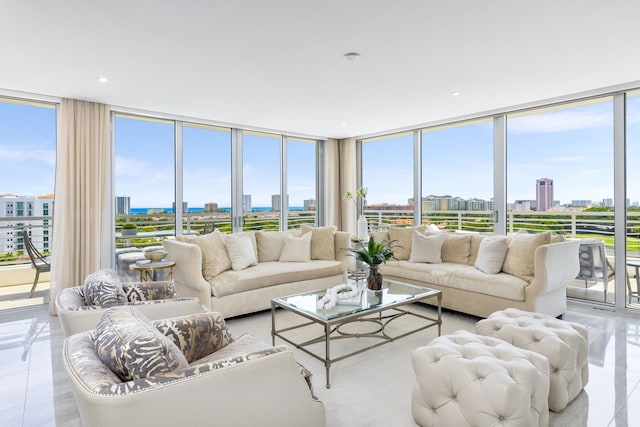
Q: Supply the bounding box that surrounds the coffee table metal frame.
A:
[271,279,442,388]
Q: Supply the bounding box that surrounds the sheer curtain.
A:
[50,99,111,314]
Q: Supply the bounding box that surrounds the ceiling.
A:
[2,0,639,139]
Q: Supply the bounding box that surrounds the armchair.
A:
[56,269,204,336]
[63,308,325,427]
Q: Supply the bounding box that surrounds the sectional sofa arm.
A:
[528,239,580,296]
[163,239,213,310]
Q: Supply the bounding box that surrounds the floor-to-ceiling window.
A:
[286,137,317,228]
[182,123,232,233]
[421,119,494,232]
[114,114,175,247]
[506,98,615,304]
[626,90,640,309]
[360,132,414,230]
[242,131,281,230]
[0,97,56,304]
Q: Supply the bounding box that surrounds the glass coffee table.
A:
[271,279,442,388]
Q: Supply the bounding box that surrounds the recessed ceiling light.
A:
[341,123,347,127]
[343,52,361,61]
[97,76,109,83]
[451,91,461,96]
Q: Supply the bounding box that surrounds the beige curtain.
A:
[50,99,111,314]
[339,137,357,235]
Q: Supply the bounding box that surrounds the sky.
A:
[2,96,640,209]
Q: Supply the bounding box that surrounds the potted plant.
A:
[344,236,400,291]
[121,222,138,236]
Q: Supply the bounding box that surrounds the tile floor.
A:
[1,300,639,426]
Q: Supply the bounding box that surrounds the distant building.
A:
[303,198,316,210]
[602,198,613,207]
[242,195,252,213]
[115,196,130,215]
[536,178,553,212]
[514,200,536,211]
[271,194,289,211]
[571,200,592,208]
[204,202,218,211]
[0,193,53,255]
[408,195,493,211]
[172,201,188,213]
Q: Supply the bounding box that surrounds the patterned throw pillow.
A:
[94,306,189,382]
[82,269,127,306]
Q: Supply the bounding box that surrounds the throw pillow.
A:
[502,231,551,280]
[225,234,258,271]
[279,232,312,262]
[83,269,127,306]
[425,224,440,233]
[388,226,426,260]
[300,224,337,260]
[256,231,284,262]
[474,236,509,274]
[439,233,472,264]
[94,307,189,381]
[551,233,567,243]
[177,230,231,280]
[409,230,446,263]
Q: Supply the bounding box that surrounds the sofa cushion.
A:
[388,226,426,260]
[301,224,337,260]
[256,231,284,262]
[409,231,446,263]
[177,230,232,280]
[209,260,344,297]
[381,261,528,301]
[468,234,485,266]
[83,269,127,306]
[440,233,472,264]
[225,234,258,271]
[502,231,551,280]
[94,307,189,381]
[279,233,312,262]
[474,236,509,274]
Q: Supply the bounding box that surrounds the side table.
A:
[130,260,176,282]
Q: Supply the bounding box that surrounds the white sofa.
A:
[163,227,350,317]
[372,227,580,318]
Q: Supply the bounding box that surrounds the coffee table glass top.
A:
[273,279,439,321]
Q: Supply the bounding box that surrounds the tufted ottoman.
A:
[475,308,588,412]
[411,330,549,427]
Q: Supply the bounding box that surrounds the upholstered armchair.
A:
[63,307,325,427]
[56,269,204,336]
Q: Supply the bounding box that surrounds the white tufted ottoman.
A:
[476,308,588,412]
[411,330,549,427]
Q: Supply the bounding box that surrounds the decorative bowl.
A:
[144,251,167,262]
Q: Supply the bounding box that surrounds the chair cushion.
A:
[83,269,127,306]
[94,306,189,381]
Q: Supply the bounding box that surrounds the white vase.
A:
[357,215,369,240]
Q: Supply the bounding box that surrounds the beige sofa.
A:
[163,227,350,317]
[372,227,580,318]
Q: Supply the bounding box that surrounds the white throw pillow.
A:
[409,230,446,263]
[425,224,440,233]
[279,233,312,262]
[474,236,509,274]
[225,235,258,271]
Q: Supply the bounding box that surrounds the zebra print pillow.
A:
[83,269,127,306]
[94,306,189,381]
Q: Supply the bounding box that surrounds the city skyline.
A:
[2,97,640,208]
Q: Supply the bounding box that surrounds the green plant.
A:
[344,186,368,210]
[344,236,400,267]
[122,223,138,229]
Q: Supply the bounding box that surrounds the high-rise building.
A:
[303,198,316,210]
[536,178,553,212]
[204,202,218,212]
[0,193,53,254]
[115,196,130,215]
[271,194,289,211]
[242,195,252,213]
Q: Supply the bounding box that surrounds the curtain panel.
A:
[50,99,111,314]
[339,138,357,235]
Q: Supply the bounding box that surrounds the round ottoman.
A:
[411,330,550,427]
[475,308,588,412]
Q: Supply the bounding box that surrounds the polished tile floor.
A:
[1,300,639,426]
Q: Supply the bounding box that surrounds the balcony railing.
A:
[3,210,640,268]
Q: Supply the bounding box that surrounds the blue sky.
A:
[2,96,640,208]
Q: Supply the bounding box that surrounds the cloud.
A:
[508,107,612,134]
[0,143,55,165]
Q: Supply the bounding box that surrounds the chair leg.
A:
[30,271,40,298]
